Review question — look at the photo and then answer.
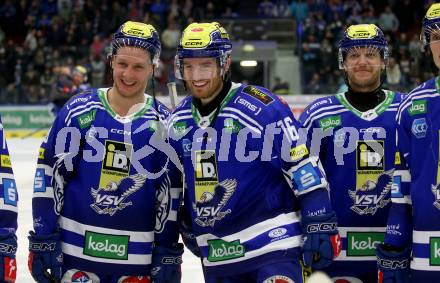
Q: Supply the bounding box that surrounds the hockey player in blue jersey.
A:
[27,21,183,283]
[0,118,19,282]
[376,3,440,282]
[169,22,341,283]
[299,24,404,282]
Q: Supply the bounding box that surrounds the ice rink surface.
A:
[9,138,330,283]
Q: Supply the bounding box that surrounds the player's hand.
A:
[376,243,410,283]
[179,208,200,257]
[151,243,183,283]
[301,211,341,269]
[28,231,62,283]
[0,231,17,282]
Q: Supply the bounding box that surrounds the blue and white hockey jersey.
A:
[168,82,331,277]
[32,88,181,276]
[385,77,440,281]
[300,90,403,279]
[0,117,18,234]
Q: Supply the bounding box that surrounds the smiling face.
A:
[111,46,153,99]
[182,57,230,103]
[343,46,384,92]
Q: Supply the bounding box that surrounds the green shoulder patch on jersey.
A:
[407,99,427,116]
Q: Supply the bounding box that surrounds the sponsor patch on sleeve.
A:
[394,152,401,165]
[290,144,309,161]
[0,155,11,168]
[292,163,321,192]
[242,85,274,105]
[3,178,17,206]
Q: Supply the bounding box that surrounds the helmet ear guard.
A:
[110,21,161,67]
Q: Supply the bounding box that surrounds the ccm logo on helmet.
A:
[184,41,204,46]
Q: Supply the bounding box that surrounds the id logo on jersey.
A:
[292,163,321,192]
[356,141,384,189]
[194,151,236,227]
[194,150,218,201]
[350,141,390,215]
[99,140,132,189]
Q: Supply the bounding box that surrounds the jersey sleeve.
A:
[384,103,413,248]
[0,116,18,233]
[32,108,83,235]
[270,98,332,216]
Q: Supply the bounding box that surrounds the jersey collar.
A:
[97,88,154,123]
[335,90,395,121]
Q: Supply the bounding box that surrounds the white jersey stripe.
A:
[59,216,154,242]
[223,107,263,131]
[196,211,300,246]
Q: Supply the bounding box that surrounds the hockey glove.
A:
[0,231,17,282]
[376,243,410,283]
[28,231,62,283]
[151,243,183,283]
[179,210,200,257]
[301,211,341,269]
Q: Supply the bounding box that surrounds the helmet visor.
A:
[339,46,387,70]
[422,23,440,46]
[174,56,225,81]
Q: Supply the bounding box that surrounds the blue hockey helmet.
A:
[421,3,440,47]
[175,22,232,80]
[110,21,161,66]
[338,24,389,69]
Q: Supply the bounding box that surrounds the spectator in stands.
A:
[386,57,402,90]
[258,0,276,17]
[378,5,399,33]
[290,0,308,23]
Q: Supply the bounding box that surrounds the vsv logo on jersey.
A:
[194,151,236,227]
[98,140,132,189]
[90,174,146,216]
[84,231,129,260]
[346,232,384,256]
[207,239,245,262]
[411,118,428,138]
[350,141,390,215]
[292,162,321,192]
